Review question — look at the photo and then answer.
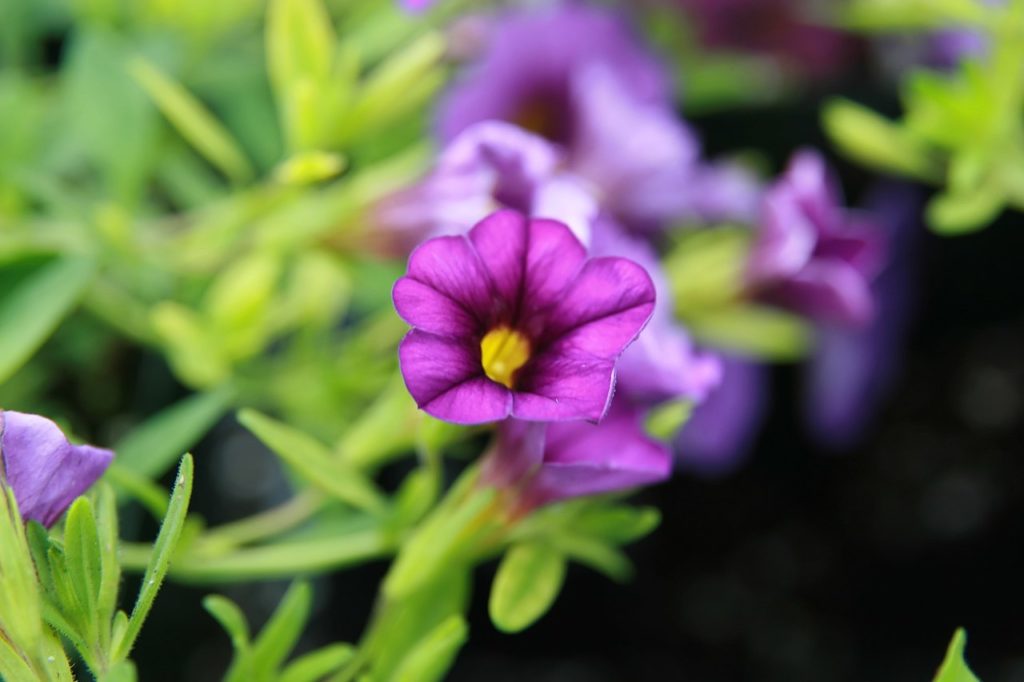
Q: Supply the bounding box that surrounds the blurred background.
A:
[2,0,1023,680]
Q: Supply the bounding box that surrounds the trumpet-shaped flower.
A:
[746,150,885,326]
[482,407,672,512]
[393,209,656,424]
[0,410,113,527]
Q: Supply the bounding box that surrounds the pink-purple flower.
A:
[0,410,113,527]
[481,407,672,513]
[393,209,656,425]
[746,149,885,326]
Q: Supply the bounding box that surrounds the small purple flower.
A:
[746,149,885,326]
[481,406,672,513]
[393,209,656,425]
[0,410,113,527]
[374,121,597,252]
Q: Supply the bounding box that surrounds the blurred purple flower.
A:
[675,355,768,476]
[673,0,860,78]
[926,29,988,68]
[399,0,435,13]
[393,209,655,424]
[803,184,922,449]
[592,218,722,405]
[375,121,597,252]
[0,410,113,527]
[747,149,885,326]
[437,3,758,229]
[482,408,672,513]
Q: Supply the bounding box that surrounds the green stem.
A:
[196,491,323,551]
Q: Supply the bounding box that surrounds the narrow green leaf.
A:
[203,595,251,652]
[94,484,121,644]
[129,58,253,183]
[279,644,354,682]
[0,257,94,385]
[933,628,980,682]
[571,505,662,545]
[927,186,1004,235]
[389,615,468,682]
[114,387,233,479]
[62,498,102,636]
[98,660,138,682]
[115,454,194,661]
[238,409,386,512]
[489,543,566,633]
[266,0,335,97]
[0,634,38,682]
[247,581,312,676]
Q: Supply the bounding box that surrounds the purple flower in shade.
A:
[481,407,671,513]
[374,121,597,254]
[393,209,656,425]
[746,149,886,327]
[0,411,113,527]
[802,184,922,450]
[399,0,435,13]
[675,354,768,476]
[591,218,722,405]
[437,3,759,230]
[672,0,860,79]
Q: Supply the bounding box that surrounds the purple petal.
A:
[392,277,481,338]
[1,411,113,527]
[747,190,817,284]
[539,257,656,356]
[479,420,546,488]
[618,320,723,404]
[397,234,496,329]
[767,260,875,327]
[522,402,672,508]
[511,351,617,422]
[676,355,768,476]
[398,330,512,424]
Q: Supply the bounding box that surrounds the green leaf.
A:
[98,660,138,682]
[94,484,122,644]
[389,615,468,682]
[279,644,354,682]
[0,635,38,682]
[103,465,170,518]
[0,257,94,385]
[203,595,251,653]
[238,409,386,512]
[266,0,335,98]
[114,386,233,480]
[571,505,662,545]
[129,58,253,183]
[933,628,981,682]
[688,304,811,361]
[246,581,312,678]
[822,98,938,181]
[927,185,1005,235]
[115,454,194,661]
[62,498,103,637]
[489,543,566,633]
[645,400,693,441]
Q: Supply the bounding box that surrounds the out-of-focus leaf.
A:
[203,595,251,653]
[245,581,311,678]
[279,644,354,682]
[388,615,468,682]
[114,387,233,480]
[129,58,253,183]
[489,543,566,633]
[822,99,938,181]
[927,184,1004,235]
[689,305,811,361]
[273,150,346,185]
[0,257,94,385]
[645,400,693,441]
[933,628,980,682]
[570,505,662,545]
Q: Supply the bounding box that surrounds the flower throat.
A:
[480,326,531,389]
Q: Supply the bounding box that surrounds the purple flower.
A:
[746,149,885,327]
[374,121,597,253]
[0,411,113,527]
[481,406,672,513]
[591,218,722,404]
[676,355,768,476]
[436,3,758,230]
[393,209,656,425]
[399,0,435,13]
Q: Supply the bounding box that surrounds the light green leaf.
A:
[114,387,233,480]
[129,58,253,183]
[389,615,468,682]
[571,505,662,545]
[279,644,354,682]
[822,98,938,181]
[489,543,566,633]
[928,185,1005,235]
[203,595,251,653]
[238,409,386,513]
[933,628,980,682]
[246,581,312,677]
[62,498,102,636]
[98,660,138,682]
[266,0,335,98]
[645,400,693,442]
[115,454,194,661]
[0,257,94,385]
[689,304,811,361]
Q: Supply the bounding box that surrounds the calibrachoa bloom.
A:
[0,410,113,527]
[481,407,672,513]
[374,121,597,253]
[746,149,885,327]
[393,209,656,424]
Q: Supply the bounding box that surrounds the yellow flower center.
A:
[480,326,531,389]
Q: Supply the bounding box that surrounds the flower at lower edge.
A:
[0,410,113,527]
[393,209,656,425]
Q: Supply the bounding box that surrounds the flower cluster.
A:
[390,1,896,508]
